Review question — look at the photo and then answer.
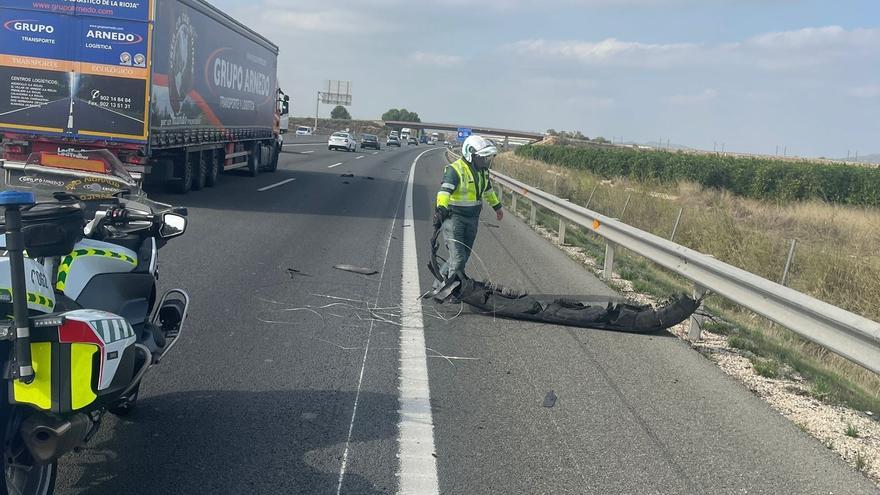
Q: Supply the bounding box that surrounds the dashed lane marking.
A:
[257,178,296,192]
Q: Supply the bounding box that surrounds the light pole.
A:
[314,91,321,131]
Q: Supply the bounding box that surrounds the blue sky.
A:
[216,0,878,158]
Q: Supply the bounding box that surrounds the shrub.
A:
[515,145,880,206]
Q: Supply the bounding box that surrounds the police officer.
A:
[433,135,503,287]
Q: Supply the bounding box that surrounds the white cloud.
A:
[506,38,697,68]
[409,52,464,66]
[744,25,879,51]
[567,95,615,108]
[247,2,397,35]
[524,76,599,90]
[730,26,880,70]
[848,85,880,99]
[665,89,718,104]
[507,26,880,71]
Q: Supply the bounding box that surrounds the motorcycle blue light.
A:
[0,190,36,206]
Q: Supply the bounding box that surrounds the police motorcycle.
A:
[0,150,189,494]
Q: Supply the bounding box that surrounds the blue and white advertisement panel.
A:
[0,1,152,141]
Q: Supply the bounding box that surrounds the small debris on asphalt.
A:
[543,390,557,408]
[481,222,500,228]
[342,181,350,184]
[340,173,354,177]
[363,176,375,180]
[333,264,378,275]
[286,268,311,278]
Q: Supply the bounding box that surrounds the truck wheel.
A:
[267,145,279,172]
[248,144,260,177]
[259,144,272,171]
[173,154,193,194]
[206,149,221,187]
[191,151,207,191]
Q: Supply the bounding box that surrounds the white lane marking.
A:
[335,152,434,495]
[328,162,343,168]
[372,152,379,155]
[355,155,364,160]
[301,150,314,154]
[257,178,296,192]
[398,148,441,494]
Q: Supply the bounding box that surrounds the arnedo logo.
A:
[86,29,143,44]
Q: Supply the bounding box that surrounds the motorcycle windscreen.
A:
[0,1,152,142]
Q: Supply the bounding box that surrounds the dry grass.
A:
[494,151,880,410]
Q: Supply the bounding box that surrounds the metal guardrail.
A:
[443,147,880,374]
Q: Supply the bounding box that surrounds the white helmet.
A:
[462,135,498,163]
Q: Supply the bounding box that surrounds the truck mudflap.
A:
[455,279,700,333]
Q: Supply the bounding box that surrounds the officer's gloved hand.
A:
[433,206,449,229]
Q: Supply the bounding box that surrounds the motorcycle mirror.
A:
[171,206,188,216]
[160,213,187,239]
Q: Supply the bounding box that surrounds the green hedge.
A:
[515,145,880,206]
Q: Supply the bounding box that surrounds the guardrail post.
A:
[670,208,683,241]
[585,185,598,209]
[780,239,797,286]
[496,184,503,203]
[510,190,517,212]
[529,202,537,226]
[603,242,615,281]
[558,219,566,245]
[620,194,632,219]
[688,284,708,341]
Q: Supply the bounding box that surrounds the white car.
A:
[328,132,356,152]
[295,126,312,135]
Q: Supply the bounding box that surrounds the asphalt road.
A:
[50,141,877,494]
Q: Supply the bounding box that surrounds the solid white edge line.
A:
[335,148,440,494]
[328,162,343,168]
[257,178,296,192]
[356,155,364,160]
[301,150,314,154]
[398,148,441,494]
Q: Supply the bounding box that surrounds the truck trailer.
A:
[0,0,289,193]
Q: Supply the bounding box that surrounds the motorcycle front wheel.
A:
[2,404,57,495]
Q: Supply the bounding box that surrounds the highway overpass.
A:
[383,120,545,143]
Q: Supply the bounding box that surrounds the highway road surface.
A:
[52,141,878,494]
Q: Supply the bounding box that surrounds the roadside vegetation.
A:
[493,150,880,415]
[517,144,880,206]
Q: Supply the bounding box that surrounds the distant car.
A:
[408,137,418,145]
[443,140,450,146]
[386,135,401,147]
[328,132,356,152]
[361,134,380,150]
[295,126,312,135]
[389,131,400,140]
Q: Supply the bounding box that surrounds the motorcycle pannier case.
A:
[9,310,138,414]
[0,202,84,258]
